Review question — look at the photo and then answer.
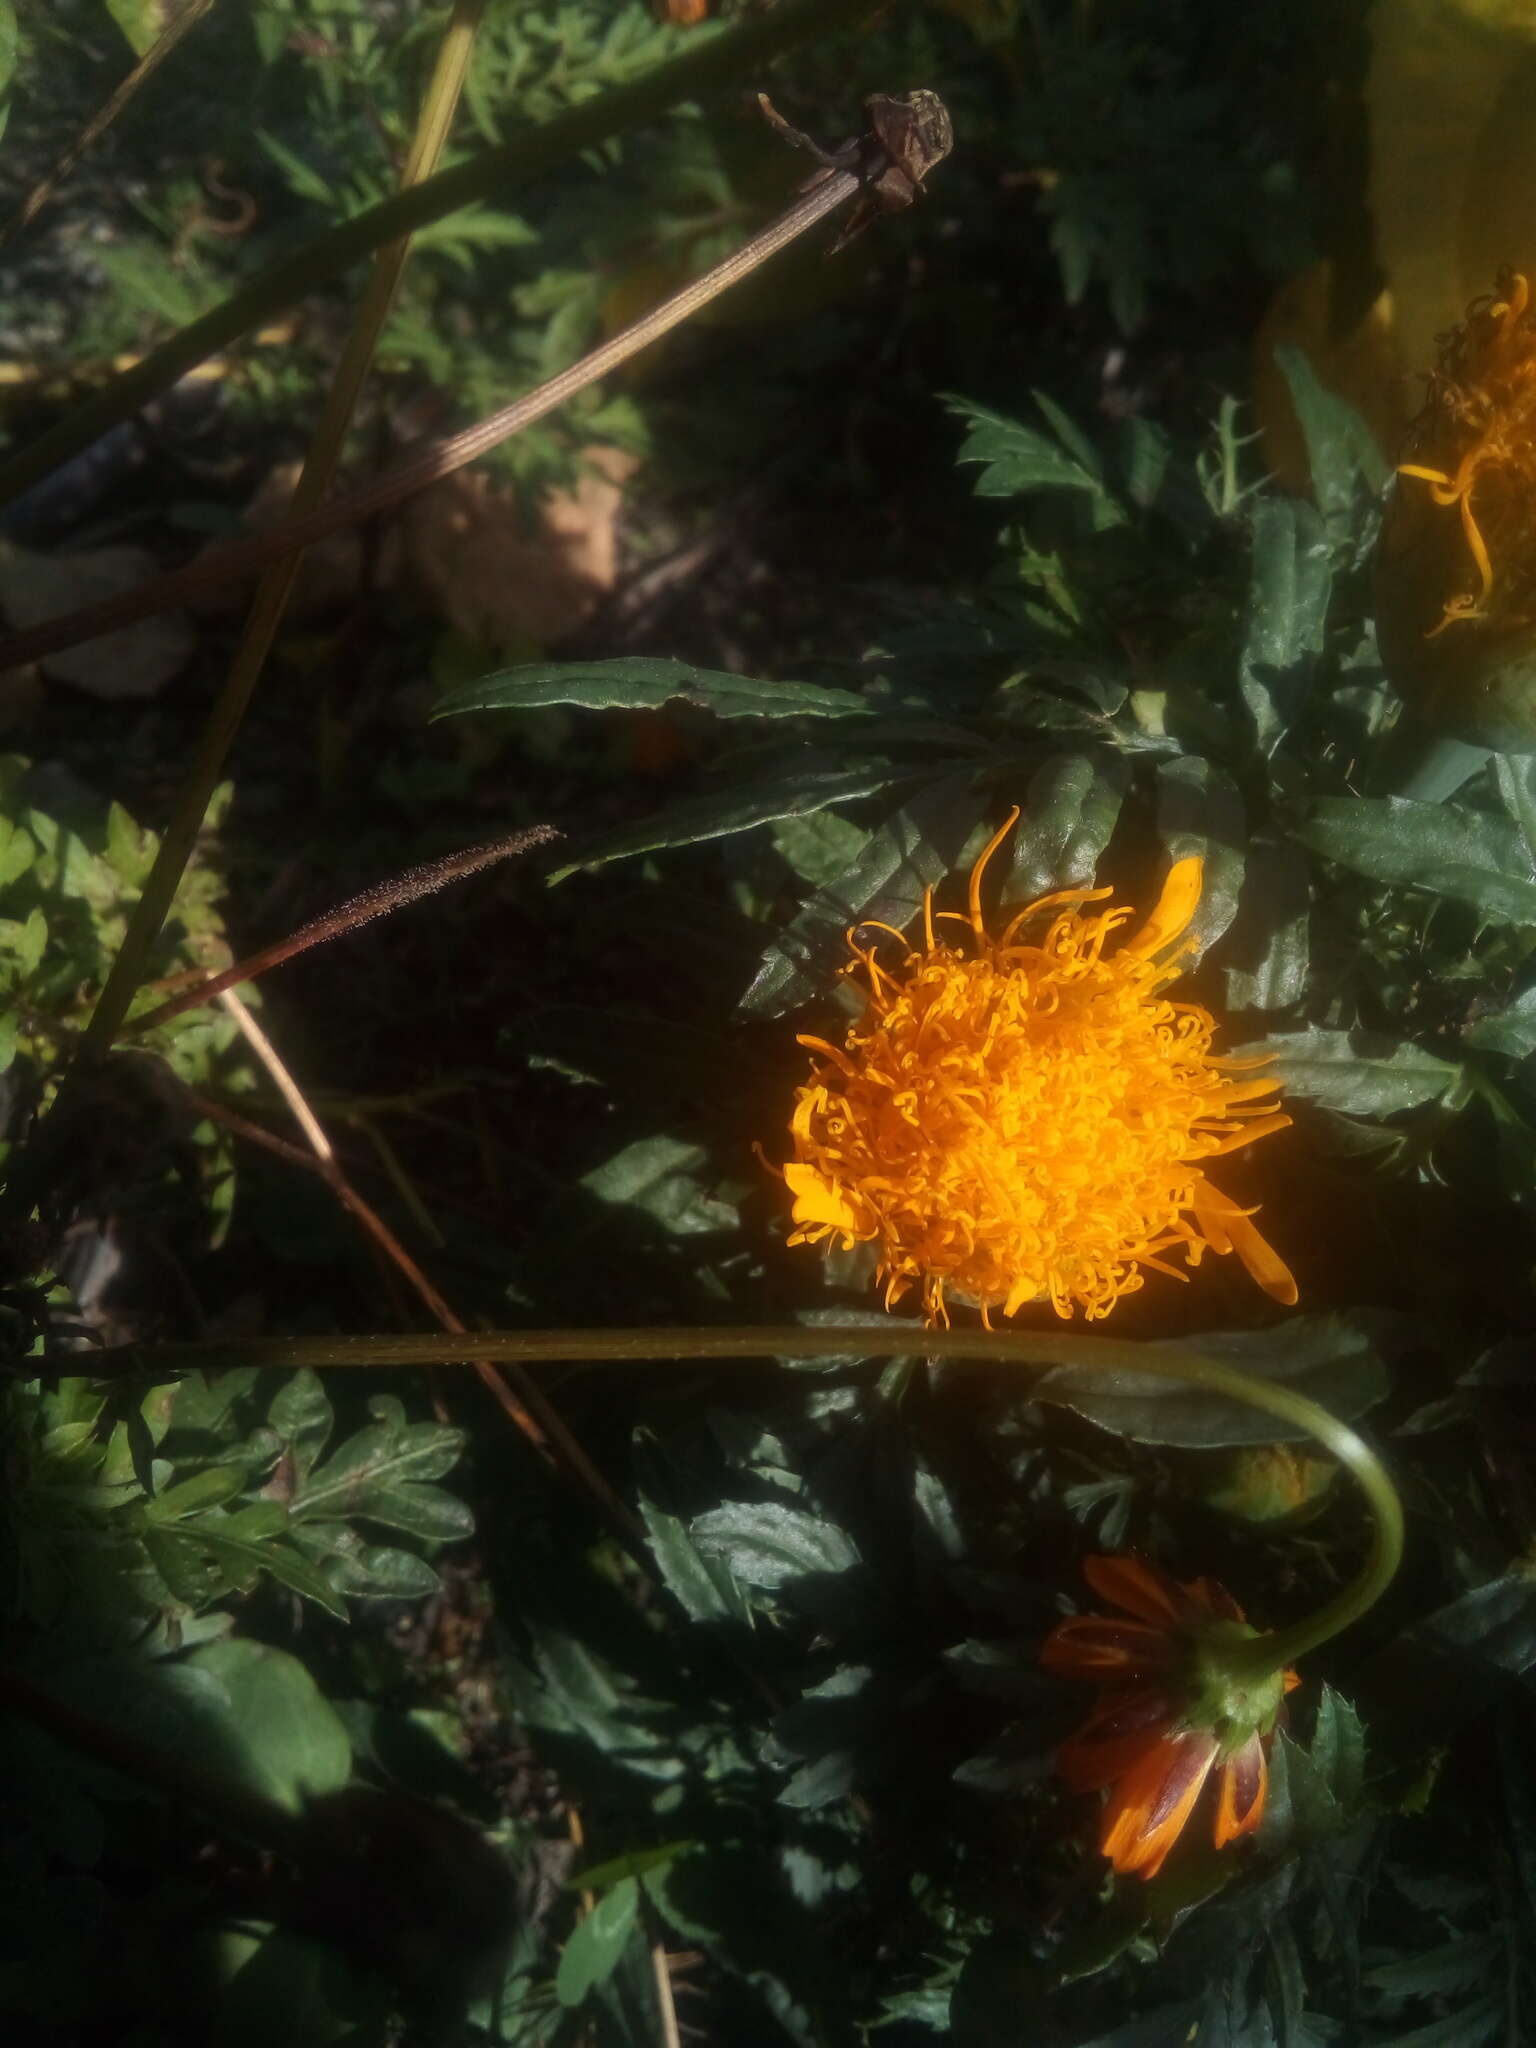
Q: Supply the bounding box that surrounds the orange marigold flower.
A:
[781,809,1295,1326]
[1377,268,1536,746]
[1044,1555,1300,1881]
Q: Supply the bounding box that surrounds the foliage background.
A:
[2,1,1535,2044]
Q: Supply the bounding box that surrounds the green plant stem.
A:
[96,1323,1405,1667]
[0,0,872,509]
[77,0,486,1065]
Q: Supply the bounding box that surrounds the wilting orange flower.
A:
[781,810,1295,1326]
[1043,1555,1299,1880]
[1377,268,1536,747]
[1395,269,1536,637]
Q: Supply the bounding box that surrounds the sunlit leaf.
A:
[555,1875,641,2007]
[549,766,908,880]
[739,777,983,1019]
[1299,796,1536,923]
[1232,1023,1462,1114]
[1006,751,1129,901]
[433,656,869,724]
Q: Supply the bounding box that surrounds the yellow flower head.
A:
[1376,270,1536,747]
[782,810,1296,1327]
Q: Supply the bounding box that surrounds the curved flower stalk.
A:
[1377,269,1536,750]
[780,811,1295,1326]
[111,1325,1407,1697]
[1044,1556,1300,1879]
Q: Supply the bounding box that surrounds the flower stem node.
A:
[780,810,1295,1326]
[1043,1555,1300,1881]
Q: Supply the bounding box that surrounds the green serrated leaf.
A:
[550,766,907,881]
[1309,1685,1365,1808]
[1239,498,1332,752]
[1299,797,1536,924]
[433,656,868,724]
[740,778,983,1019]
[638,1490,750,1625]
[1006,752,1129,901]
[1363,1934,1503,2002]
[1272,345,1389,533]
[266,1370,333,1484]
[289,1522,442,1598]
[291,1404,467,1540]
[1464,985,1536,1058]
[1031,1313,1393,1447]
[690,1502,860,1589]
[1232,1024,1461,1115]
[1223,839,1311,1013]
[947,394,1125,529]
[580,1135,736,1234]
[1494,753,1536,864]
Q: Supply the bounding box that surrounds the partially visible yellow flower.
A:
[1377,269,1536,746]
[780,811,1296,1326]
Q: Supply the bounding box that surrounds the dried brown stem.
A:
[127,825,560,1037]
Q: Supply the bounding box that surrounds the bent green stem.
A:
[99,1321,1404,1670]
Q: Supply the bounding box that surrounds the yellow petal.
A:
[1122,856,1204,960]
[784,1161,862,1238]
[1201,1113,1294,1157]
[1221,1204,1299,1306]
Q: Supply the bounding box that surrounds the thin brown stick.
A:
[653,1941,684,2048]
[126,825,559,1037]
[0,0,221,247]
[0,169,859,675]
[185,1070,649,1552]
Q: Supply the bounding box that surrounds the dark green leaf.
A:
[1031,1313,1393,1447]
[1463,986,1536,1058]
[266,1370,333,1484]
[554,1875,641,2007]
[432,656,868,725]
[1309,1685,1365,1808]
[1494,753,1536,864]
[1006,752,1130,901]
[289,1522,441,1598]
[1239,497,1331,752]
[947,394,1125,530]
[1412,1572,1536,1674]
[1273,344,1390,532]
[740,778,983,1019]
[290,1398,468,1543]
[637,1489,751,1625]
[184,1640,352,1813]
[1233,1023,1461,1114]
[1362,1998,1502,2047]
[778,1749,857,1809]
[1363,1934,1502,2002]
[690,1502,860,1589]
[549,766,907,880]
[580,1135,736,1235]
[1154,756,1246,959]
[1223,840,1312,1012]
[1299,798,1536,925]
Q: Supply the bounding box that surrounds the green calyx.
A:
[1180,1620,1292,1757]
